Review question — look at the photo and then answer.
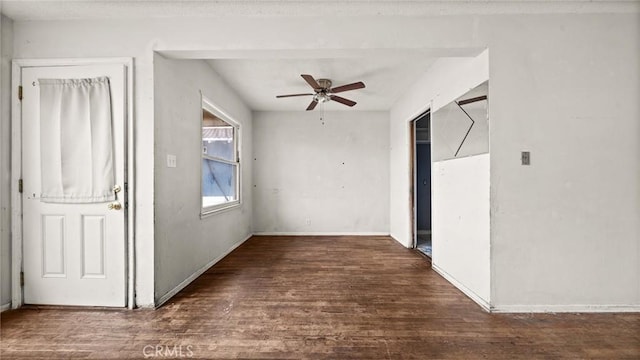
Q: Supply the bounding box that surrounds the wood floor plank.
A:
[1,236,638,359]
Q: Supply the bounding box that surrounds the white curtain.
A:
[39,77,115,203]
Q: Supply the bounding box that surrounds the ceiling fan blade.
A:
[276,93,314,98]
[306,100,318,111]
[330,95,356,107]
[330,81,365,94]
[301,74,321,90]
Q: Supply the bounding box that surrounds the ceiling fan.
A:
[276,74,365,111]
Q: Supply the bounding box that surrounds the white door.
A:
[21,64,127,307]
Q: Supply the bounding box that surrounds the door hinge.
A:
[18,179,23,193]
[123,183,128,209]
[18,86,23,101]
[20,272,24,286]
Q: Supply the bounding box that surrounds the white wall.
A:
[390,51,490,310]
[10,15,464,307]
[0,14,14,309]
[429,83,490,308]
[7,12,640,311]
[431,82,488,162]
[487,15,640,311]
[253,111,389,235]
[390,52,490,248]
[432,154,490,307]
[153,56,252,304]
[11,19,157,306]
[389,14,640,310]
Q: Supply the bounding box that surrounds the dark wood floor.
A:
[2,236,639,359]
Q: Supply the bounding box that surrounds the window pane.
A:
[202,158,237,208]
[203,109,235,161]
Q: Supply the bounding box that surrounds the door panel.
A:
[22,64,126,307]
[42,215,66,277]
[81,215,106,278]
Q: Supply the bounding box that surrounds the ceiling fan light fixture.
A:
[314,92,331,103]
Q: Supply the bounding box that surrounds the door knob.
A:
[108,202,122,210]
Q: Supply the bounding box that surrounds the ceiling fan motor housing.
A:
[316,79,332,91]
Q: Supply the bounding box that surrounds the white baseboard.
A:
[136,303,155,309]
[253,232,389,236]
[155,233,253,308]
[492,304,640,313]
[0,303,11,312]
[432,264,491,312]
[389,235,411,248]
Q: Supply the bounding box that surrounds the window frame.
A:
[200,94,241,217]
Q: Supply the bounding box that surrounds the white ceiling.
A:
[2,1,635,21]
[3,1,634,112]
[161,48,481,112]
[207,55,437,112]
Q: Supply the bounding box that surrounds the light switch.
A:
[167,154,177,168]
[521,151,530,166]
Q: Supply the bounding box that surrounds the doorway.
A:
[12,59,134,308]
[412,111,431,257]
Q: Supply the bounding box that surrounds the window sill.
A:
[200,201,241,219]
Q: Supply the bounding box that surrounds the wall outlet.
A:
[167,154,177,168]
[305,218,311,225]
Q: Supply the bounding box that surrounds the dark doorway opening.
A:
[413,111,431,257]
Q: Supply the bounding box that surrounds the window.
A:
[201,96,240,215]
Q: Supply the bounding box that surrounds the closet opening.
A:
[411,110,432,257]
